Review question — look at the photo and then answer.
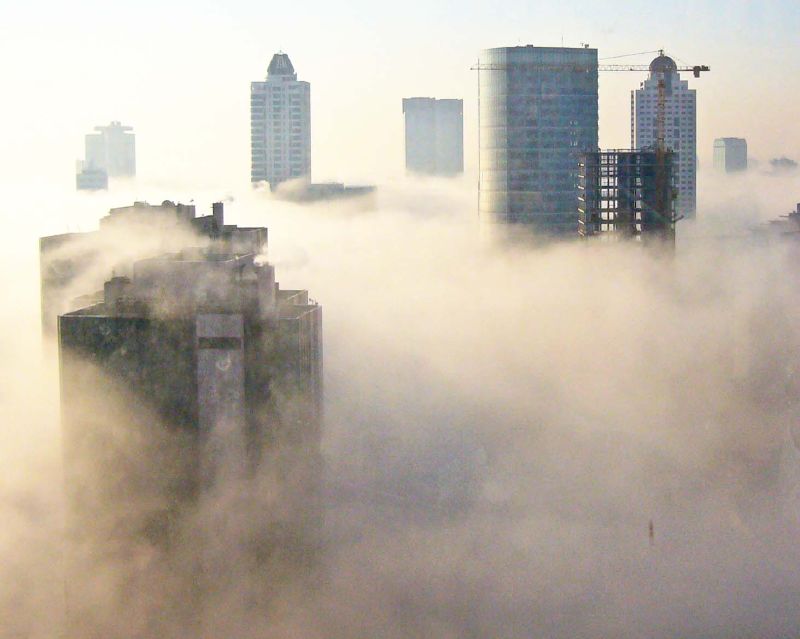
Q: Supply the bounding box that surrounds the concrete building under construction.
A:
[578,149,676,244]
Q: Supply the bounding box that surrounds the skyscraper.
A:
[713,137,748,173]
[402,98,464,175]
[59,231,322,632]
[251,52,311,189]
[39,200,262,334]
[84,121,136,177]
[478,46,598,237]
[633,54,697,219]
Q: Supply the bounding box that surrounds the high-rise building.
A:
[402,98,464,175]
[478,45,599,237]
[251,52,311,189]
[40,201,265,334]
[59,231,322,632]
[578,149,676,244]
[84,121,136,178]
[713,137,748,173]
[633,54,697,219]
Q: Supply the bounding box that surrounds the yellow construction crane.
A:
[471,49,709,152]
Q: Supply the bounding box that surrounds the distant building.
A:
[578,149,676,244]
[59,234,322,631]
[402,98,463,175]
[39,201,266,334]
[84,121,136,178]
[276,181,377,204]
[633,54,697,219]
[713,138,748,173]
[251,52,311,189]
[478,46,598,237]
[75,161,108,191]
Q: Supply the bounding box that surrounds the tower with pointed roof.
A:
[633,53,697,219]
[251,52,311,189]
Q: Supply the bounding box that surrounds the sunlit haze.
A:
[3,1,800,637]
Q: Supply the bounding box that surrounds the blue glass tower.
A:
[478,46,598,238]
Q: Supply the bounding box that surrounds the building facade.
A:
[478,46,599,237]
[251,53,311,189]
[402,98,464,175]
[84,121,136,178]
[713,137,748,173]
[578,149,676,244]
[633,55,697,219]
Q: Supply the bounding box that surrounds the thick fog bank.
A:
[2,176,800,637]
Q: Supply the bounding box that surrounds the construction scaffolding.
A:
[578,149,677,244]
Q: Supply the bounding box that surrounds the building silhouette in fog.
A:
[477,46,598,238]
[633,54,697,218]
[251,52,311,189]
[58,216,322,632]
[713,138,748,173]
[402,98,463,175]
[84,121,135,175]
[40,200,262,334]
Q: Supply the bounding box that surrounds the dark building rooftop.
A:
[649,54,677,74]
[267,52,296,77]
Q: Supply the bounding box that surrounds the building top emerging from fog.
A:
[477,46,599,238]
[85,121,136,177]
[713,138,748,173]
[633,55,697,219]
[251,52,311,190]
[403,97,464,176]
[39,201,267,333]
[59,219,322,629]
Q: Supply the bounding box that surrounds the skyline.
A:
[1,0,798,190]
[5,2,800,631]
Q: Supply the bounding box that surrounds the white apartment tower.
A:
[251,52,311,190]
[633,54,697,219]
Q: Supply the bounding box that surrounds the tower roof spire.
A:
[267,52,296,78]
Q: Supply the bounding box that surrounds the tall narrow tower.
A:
[251,53,311,190]
[634,54,697,219]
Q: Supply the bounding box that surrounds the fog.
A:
[2,169,800,637]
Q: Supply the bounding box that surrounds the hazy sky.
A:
[1,0,798,188]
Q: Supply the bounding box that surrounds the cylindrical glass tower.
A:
[479,46,598,239]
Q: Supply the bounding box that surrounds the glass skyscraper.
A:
[478,46,598,237]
